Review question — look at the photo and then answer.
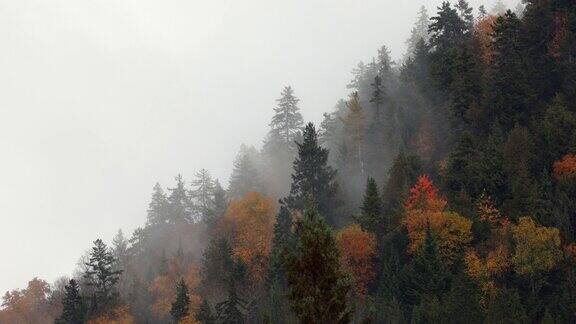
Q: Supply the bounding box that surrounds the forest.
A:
[2,0,576,323]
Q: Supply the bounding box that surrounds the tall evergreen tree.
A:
[215,283,248,324]
[190,169,216,222]
[146,182,169,227]
[228,145,261,199]
[55,279,86,324]
[205,180,227,230]
[171,278,191,323]
[268,86,304,149]
[197,299,215,324]
[282,122,340,226]
[167,174,193,225]
[83,239,122,315]
[285,207,351,323]
[406,6,431,59]
[355,177,384,234]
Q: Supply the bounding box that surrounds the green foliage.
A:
[285,207,351,323]
[83,239,122,315]
[171,279,191,322]
[56,279,86,324]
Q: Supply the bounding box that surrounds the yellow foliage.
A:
[87,306,135,324]
[219,191,276,282]
[149,259,201,320]
[512,217,563,276]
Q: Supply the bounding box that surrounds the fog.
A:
[0,0,515,294]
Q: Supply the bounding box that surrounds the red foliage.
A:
[553,154,576,180]
[405,175,447,212]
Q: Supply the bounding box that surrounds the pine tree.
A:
[228,145,261,199]
[83,239,123,315]
[205,180,227,230]
[56,279,86,324]
[406,6,430,59]
[215,283,248,324]
[171,278,191,323]
[190,169,216,222]
[167,174,193,225]
[197,299,215,324]
[341,92,366,175]
[268,86,304,149]
[455,0,474,29]
[382,152,421,220]
[355,177,384,234]
[281,123,340,226]
[285,207,351,323]
[146,182,169,227]
[429,2,470,51]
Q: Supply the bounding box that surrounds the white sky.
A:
[0,0,516,293]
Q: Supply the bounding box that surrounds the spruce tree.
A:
[56,279,86,324]
[167,174,193,225]
[382,152,421,220]
[282,122,340,226]
[285,207,351,323]
[205,180,227,230]
[83,239,122,315]
[196,299,215,324]
[146,182,169,227]
[171,278,191,323]
[190,169,216,222]
[215,283,248,324]
[406,6,430,59]
[355,177,384,234]
[228,145,261,199]
[268,86,304,149]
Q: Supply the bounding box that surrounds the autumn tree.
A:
[285,207,351,323]
[218,192,276,283]
[341,92,365,174]
[336,224,377,297]
[553,154,576,180]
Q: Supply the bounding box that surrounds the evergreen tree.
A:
[355,177,384,234]
[268,86,304,149]
[406,6,430,59]
[190,169,216,222]
[382,152,421,220]
[215,284,248,324]
[455,0,474,29]
[429,2,470,51]
[146,182,169,227]
[167,174,193,225]
[282,122,340,226]
[285,207,351,323]
[197,299,215,324]
[205,180,227,230]
[171,278,191,323]
[83,239,122,315]
[491,0,507,15]
[55,279,86,324]
[228,145,261,199]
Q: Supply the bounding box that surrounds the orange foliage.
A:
[336,224,377,297]
[549,12,568,59]
[219,192,276,282]
[149,258,201,320]
[0,278,56,324]
[404,175,470,264]
[405,175,447,212]
[553,153,576,180]
[476,193,503,226]
[87,306,135,324]
[474,15,498,65]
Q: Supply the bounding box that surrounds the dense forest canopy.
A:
[2,0,576,323]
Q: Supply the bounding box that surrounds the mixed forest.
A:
[3,0,576,323]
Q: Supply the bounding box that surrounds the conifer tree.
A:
[215,283,248,324]
[228,145,261,199]
[205,180,227,230]
[146,182,169,227]
[406,6,430,59]
[56,279,86,324]
[171,278,191,323]
[197,299,215,324]
[167,174,193,225]
[285,207,351,323]
[382,152,421,220]
[83,239,122,315]
[355,177,384,234]
[268,86,304,149]
[190,169,216,222]
[282,123,340,225]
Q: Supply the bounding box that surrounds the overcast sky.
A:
[0,0,516,293]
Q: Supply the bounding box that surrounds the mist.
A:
[1,0,537,321]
